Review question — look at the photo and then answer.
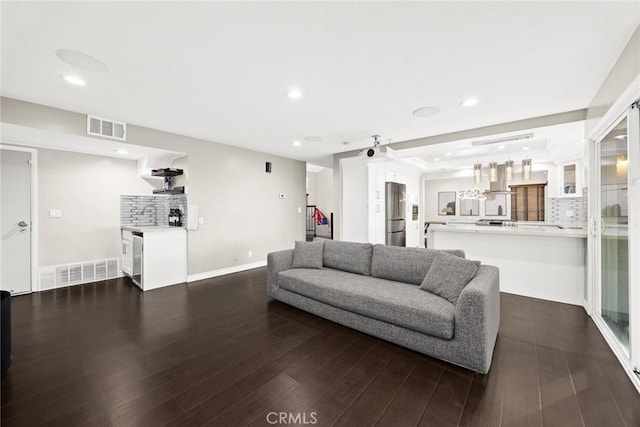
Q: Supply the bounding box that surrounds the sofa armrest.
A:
[267,249,294,298]
[455,264,500,373]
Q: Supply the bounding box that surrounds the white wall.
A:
[341,161,369,242]
[306,171,318,205]
[315,168,334,217]
[1,97,306,277]
[38,149,153,265]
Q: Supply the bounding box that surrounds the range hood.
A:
[486,164,510,194]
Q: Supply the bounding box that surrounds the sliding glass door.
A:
[598,116,630,351]
[594,102,639,375]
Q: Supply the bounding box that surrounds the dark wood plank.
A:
[424,369,473,425]
[333,352,416,426]
[376,359,442,427]
[303,353,388,425]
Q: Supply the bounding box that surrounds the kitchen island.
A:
[427,223,587,305]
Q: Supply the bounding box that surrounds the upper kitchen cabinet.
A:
[558,160,582,197]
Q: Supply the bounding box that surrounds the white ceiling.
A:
[398,120,586,173]
[1,2,639,166]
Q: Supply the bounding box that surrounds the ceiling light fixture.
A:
[292,140,301,147]
[498,145,506,150]
[286,88,302,99]
[56,49,108,72]
[522,147,530,151]
[62,75,86,86]
[489,161,498,182]
[434,158,440,162]
[445,152,452,156]
[473,163,482,184]
[461,98,479,107]
[457,188,486,200]
[505,160,514,181]
[522,158,532,180]
[412,106,441,118]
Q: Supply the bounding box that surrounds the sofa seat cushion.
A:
[278,268,455,339]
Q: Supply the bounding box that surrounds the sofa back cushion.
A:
[371,245,465,285]
[323,240,373,276]
[291,240,324,269]
[419,251,480,304]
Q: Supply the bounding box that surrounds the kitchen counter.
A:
[429,223,587,238]
[121,225,186,233]
[427,223,586,305]
[121,226,187,291]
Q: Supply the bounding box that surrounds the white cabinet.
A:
[121,227,187,291]
[122,229,134,276]
[558,160,582,197]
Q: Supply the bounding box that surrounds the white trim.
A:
[588,73,640,142]
[187,260,267,283]
[0,144,38,293]
[592,314,640,394]
[628,103,640,375]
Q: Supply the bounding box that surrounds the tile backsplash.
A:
[547,196,586,229]
[121,194,188,226]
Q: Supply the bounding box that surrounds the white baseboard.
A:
[187,260,267,283]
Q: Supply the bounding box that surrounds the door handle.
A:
[18,220,28,233]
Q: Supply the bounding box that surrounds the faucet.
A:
[140,204,158,226]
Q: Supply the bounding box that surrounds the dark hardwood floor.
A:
[1,267,639,426]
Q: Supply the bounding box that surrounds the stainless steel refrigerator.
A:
[385,182,406,246]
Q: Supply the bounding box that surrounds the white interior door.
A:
[1,149,32,294]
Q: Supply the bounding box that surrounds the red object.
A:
[313,208,327,225]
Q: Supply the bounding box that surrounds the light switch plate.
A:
[49,209,62,218]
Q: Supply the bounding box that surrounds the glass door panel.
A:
[599,117,630,351]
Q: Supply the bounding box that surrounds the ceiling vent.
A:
[87,115,126,141]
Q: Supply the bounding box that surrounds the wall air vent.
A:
[87,115,126,141]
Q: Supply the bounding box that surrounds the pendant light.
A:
[522,158,532,180]
[489,161,498,182]
[473,163,482,184]
[505,160,514,181]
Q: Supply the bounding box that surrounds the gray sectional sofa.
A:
[267,240,500,373]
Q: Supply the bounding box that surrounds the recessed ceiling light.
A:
[412,106,440,118]
[461,98,479,107]
[62,75,86,86]
[445,152,452,156]
[522,147,530,151]
[286,88,302,99]
[292,140,301,147]
[434,158,441,161]
[56,49,108,72]
[498,145,506,149]
[304,136,322,142]
[114,149,128,154]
